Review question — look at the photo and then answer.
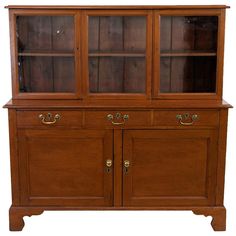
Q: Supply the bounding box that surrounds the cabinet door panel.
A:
[159,15,218,94]
[15,13,79,98]
[18,130,113,206]
[85,10,152,97]
[123,129,218,206]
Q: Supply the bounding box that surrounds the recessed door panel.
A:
[18,129,113,206]
[123,129,218,206]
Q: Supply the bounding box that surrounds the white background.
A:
[0,0,235,235]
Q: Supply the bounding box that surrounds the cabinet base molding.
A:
[9,206,226,231]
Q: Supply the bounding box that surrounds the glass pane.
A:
[160,16,218,52]
[17,16,74,52]
[16,16,75,93]
[160,56,216,93]
[88,16,146,93]
[160,16,218,93]
[18,56,75,93]
[89,57,145,93]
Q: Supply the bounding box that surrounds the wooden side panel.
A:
[8,110,20,205]
[123,129,218,206]
[18,129,113,206]
[215,109,229,205]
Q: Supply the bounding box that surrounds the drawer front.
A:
[84,111,151,128]
[17,110,83,128]
[154,110,219,127]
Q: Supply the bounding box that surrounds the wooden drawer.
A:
[84,111,151,128]
[154,110,219,127]
[17,110,83,128]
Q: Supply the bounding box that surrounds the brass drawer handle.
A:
[176,113,198,126]
[39,113,61,125]
[107,113,129,125]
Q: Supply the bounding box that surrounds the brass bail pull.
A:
[39,113,61,125]
[107,113,129,125]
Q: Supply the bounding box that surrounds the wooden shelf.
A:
[18,51,75,57]
[88,51,146,57]
[160,51,217,57]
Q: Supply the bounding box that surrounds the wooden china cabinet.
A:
[4,5,232,231]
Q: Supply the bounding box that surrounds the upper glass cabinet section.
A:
[16,15,75,93]
[88,16,147,93]
[160,16,218,93]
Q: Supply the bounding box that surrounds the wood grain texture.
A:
[84,110,152,128]
[114,130,122,206]
[153,110,219,127]
[6,5,230,10]
[123,129,218,206]
[8,110,20,205]
[215,109,228,205]
[18,129,113,206]
[4,5,231,232]
[3,99,233,109]
[17,110,83,128]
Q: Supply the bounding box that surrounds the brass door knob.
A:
[105,159,112,173]
[124,160,130,173]
[106,159,112,167]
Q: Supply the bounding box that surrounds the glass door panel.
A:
[160,16,218,93]
[88,16,146,93]
[17,16,76,93]
[160,57,216,93]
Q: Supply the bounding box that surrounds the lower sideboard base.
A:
[9,205,226,231]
